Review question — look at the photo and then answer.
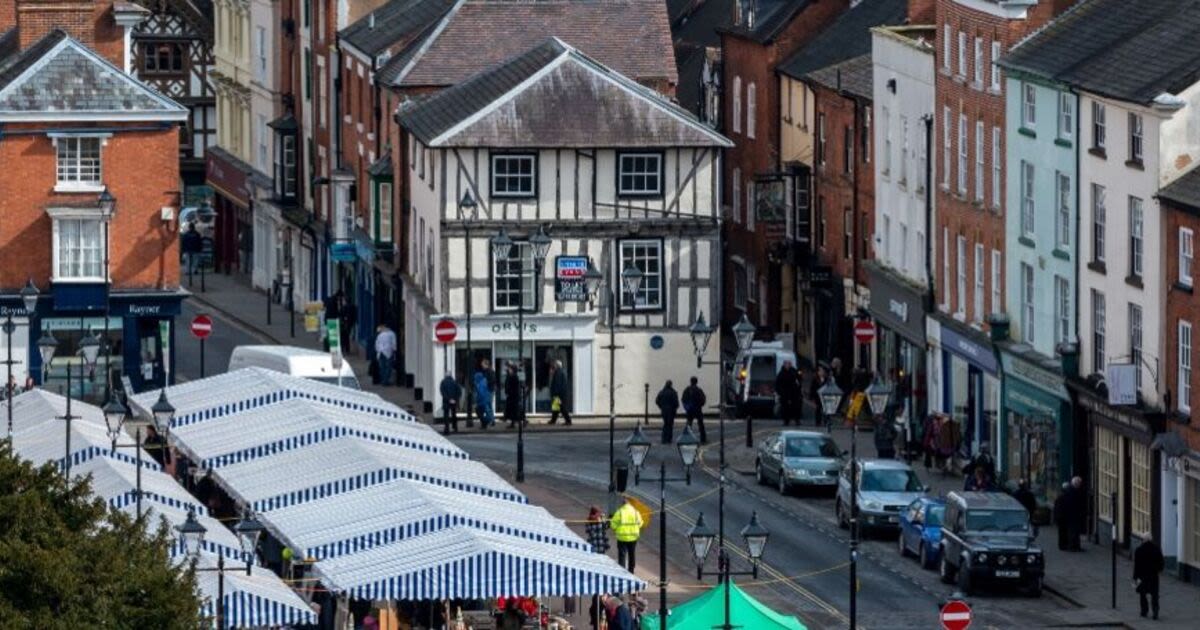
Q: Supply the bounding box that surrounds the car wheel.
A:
[1027,576,1043,598]
[920,543,934,570]
[836,501,848,529]
[939,553,955,584]
[777,473,788,496]
[755,461,765,485]
[898,533,910,557]
[957,558,973,595]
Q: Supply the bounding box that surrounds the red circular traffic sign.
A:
[853,319,875,344]
[190,314,213,339]
[940,600,972,630]
[434,318,457,344]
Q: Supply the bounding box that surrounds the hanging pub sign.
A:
[554,256,589,302]
[754,176,788,242]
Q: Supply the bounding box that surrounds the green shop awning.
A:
[640,581,806,630]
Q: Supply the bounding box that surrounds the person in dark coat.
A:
[439,373,461,434]
[503,364,524,429]
[655,380,680,444]
[1066,476,1085,551]
[547,359,572,425]
[775,361,801,426]
[681,377,708,443]
[1053,482,1071,550]
[964,467,995,492]
[1013,479,1038,536]
[322,292,342,351]
[603,595,635,630]
[874,416,898,459]
[338,294,357,356]
[1133,535,1164,619]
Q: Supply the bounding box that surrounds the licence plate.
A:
[995,570,1020,578]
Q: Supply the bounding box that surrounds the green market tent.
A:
[639,581,806,630]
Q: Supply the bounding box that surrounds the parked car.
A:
[228,345,361,389]
[898,497,946,569]
[938,491,1044,597]
[836,459,928,534]
[755,430,844,495]
[727,340,798,417]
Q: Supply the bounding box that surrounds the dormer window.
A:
[53,135,105,192]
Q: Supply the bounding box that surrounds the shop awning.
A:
[639,581,806,630]
[194,553,317,628]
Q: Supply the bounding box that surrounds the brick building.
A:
[0,13,188,398]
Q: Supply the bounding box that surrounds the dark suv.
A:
[938,491,1044,596]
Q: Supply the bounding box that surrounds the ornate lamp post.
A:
[730,314,757,447]
[458,192,478,427]
[4,278,41,438]
[44,331,101,477]
[689,511,770,630]
[177,508,266,630]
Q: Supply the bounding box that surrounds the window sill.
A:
[1051,248,1071,261]
[1171,410,1190,425]
[53,183,105,194]
[616,193,665,201]
[1088,147,1107,159]
[1173,280,1194,294]
[1018,127,1037,139]
[490,193,536,200]
[51,277,108,284]
[987,86,1002,96]
[1125,274,1143,289]
[1125,159,1145,171]
[1087,260,1107,274]
[1054,137,1073,148]
[1018,235,1036,249]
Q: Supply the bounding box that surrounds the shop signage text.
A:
[1002,353,1069,401]
[889,299,908,323]
[1077,392,1151,434]
[940,325,998,374]
[554,256,589,303]
[128,304,163,315]
[491,321,538,334]
[0,306,31,317]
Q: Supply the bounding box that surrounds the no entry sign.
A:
[190,314,213,339]
[434,318,458,344]
[940,599,972,630]
[853,319,875,344]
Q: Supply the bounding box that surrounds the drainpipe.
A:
[924,114,935,310]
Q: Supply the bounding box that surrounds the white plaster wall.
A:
[1160,81,1200,185]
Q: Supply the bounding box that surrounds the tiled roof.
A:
[778,0,907,81]
[367,151,393,177]
[999,0,1200,104]
[383,0,677,88]
[1159,165,1200,212]
[339,0,455,58]
[721,0,814,44]
[397,37,730,148]
[0,30,187,121]
[673,0,735,115]
[807,54,873,99]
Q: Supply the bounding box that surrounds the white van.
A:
[727,340,799,417]
[228,345,361,389]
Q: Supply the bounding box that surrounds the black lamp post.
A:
[689,511,770,630]
[4,278,41,438]
[730,314,757,448]
[177,508,266,630]
[626,423,699,626]
[584,259,643,502]
[45,331,101,477]
[98,189,117,400]
[458,191,478,427]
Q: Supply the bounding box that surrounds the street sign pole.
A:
[190,315,213,379]
[200,338,206,378]
[328,319,343,388]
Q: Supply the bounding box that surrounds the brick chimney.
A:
[907,0,935,24]
[13,1,127,69]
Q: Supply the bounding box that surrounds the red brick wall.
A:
[0,123,181,291]
[812,84,873,286]
[13,1,124,68]
[1163,202,1200,452]
[341,55,382,229]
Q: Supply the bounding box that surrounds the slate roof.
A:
[1159,165,1200,212]
[367,151,393,177]
[397,38,730,148]
[380,0,677,88]
[673,0,735,116]
[720,0,814,44]
[339,0,455,58]
[999,0,1200,104]
[778,0,907,81]
[807,54,873,99]
[0,30,187,121]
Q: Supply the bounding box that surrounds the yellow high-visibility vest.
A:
[610,502,644,542]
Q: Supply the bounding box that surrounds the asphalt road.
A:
[450,429,1081,630]
[175,299,264,382]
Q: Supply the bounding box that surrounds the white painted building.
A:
[396,38,731,416]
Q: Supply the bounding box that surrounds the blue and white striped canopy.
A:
[195,554,316,629]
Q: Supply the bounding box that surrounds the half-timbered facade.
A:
[130,0,215,189]
[397,38,731,416]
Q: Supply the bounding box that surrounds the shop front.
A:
[995,343,1073,499]
[1067,378,1163,548]
[206,146,255,276]
[927,314,1000,463]
[865,262,929,443]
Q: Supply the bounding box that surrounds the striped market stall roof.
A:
[194,553,316,628]
[317,527,646,600]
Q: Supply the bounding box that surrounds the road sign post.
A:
[854,319,876,345]
[190,315,213,378]
[435,319,457,383]
[940,599,972,630]
[327,319,343,387]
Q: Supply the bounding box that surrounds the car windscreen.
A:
[785,437,840,458]
[310,376,362,390]
[860,468,923,492]
[925,504,946,527]
[965,509,1029,532]
[748,356,776,395]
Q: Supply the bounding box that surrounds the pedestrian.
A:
[874,416,898,459]
[609,498,643,574]
[373,323,396,386]
[1066,476,1085,551]
[603,594,635,630]
[655,380,680,444]
[964,467,995,492]
[682,376,708,443]
[775,360,801,426]
[338,293,356,356]
[22,376,35,392]
[473,366,495,428]
[1053,482,1071,550]
[964,446,997,483]
[439,373,461,434]
[585,505,610,555]
[548,359,572,425]
[181,222,203,277]
[1013,479,1038,536]
[1133,534,1164,620]
[503,364,524,429]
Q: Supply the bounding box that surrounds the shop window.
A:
[492,242,534,312]
[55,136,103,191]
[491,154,536,197]
[1130,442,1152,538]
[1096,427,1119,524]
[620,239,663,310]
[40,317,123,403]
[617,153,663,197]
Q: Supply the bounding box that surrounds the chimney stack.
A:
[12,1,127,69]
[906,0,936,24]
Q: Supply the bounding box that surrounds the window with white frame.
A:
[55,136,103,189]
[956,235,966,316]
[747,262,758,303]
[746,82,757,139]
[1130,196,1144,278]
[882,214,891,262]
[1056,172,1070,249]
[1092,183,1106,263]
[1092,101,1106,151]
[49,210,105,281]
[917,230,926,278]
[974,243,984,322]
[957,113,967,193]
[1055,275,1069,344]
[1020,263,1034,342]
[1058,92,1073,141]
[1180,320,1192,412]
[1130,302,1143,388]
[900,115,909,183]
[732,76,742,134]
[942,106,951,188]
[900,222,910,273]
[817,113,827,166]
[491,154,536,197]
[863,107,871,163]
[1022,83,1036,129]
[991,249,1001,317]
[1096,427,1118,522]
[942,228,950,309]
[618,153,663,196]
[1092,289,1106,373]
[378,182,393,243]
[732,169,741,223]
[1131,443,1152,538]
[974,120,984,201]
[1181,227,1194,287]
[882,107,892,175]
[843,125,853,175]
[973,37,983,85]
[492,242,534,311]
[256,26,267,82]
[732,260,747,309]
[843,208,852,260]
[990,41,1001,91]
[943,24,951,70]
[746,181,755,230]
[620,240,663,310]
[991,126,1001,208]
[1129,112,1143,163]
[918,121,927,193]
[957,31,966,76]
[1020,161,1035,237]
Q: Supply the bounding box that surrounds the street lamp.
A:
[588,258,643,503]
[177,507,266,630]
[688,312,733,550]
[729,314,757,447]
[98,189,117,400]
[104,397,152,519]
[44,331,101,477]
[492,225,550,483]
[690,511,771,630]
[4,278,41,438]
[458,191,479,428]
[626,423,698,626]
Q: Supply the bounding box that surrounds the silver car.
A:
[755,431,844,495]
[836,459,928,534]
